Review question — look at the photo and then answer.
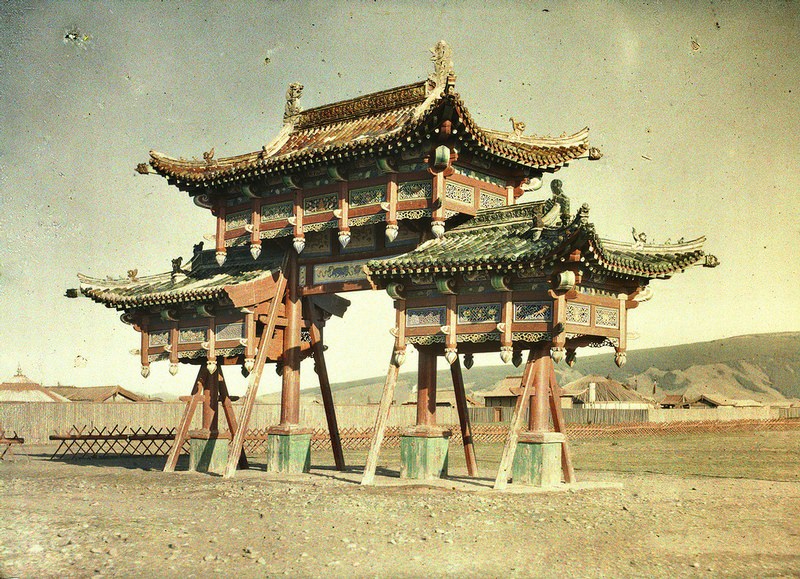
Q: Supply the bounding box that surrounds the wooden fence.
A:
[0,401,794,445]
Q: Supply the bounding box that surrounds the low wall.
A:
[649,406,779,423]
[0,401,791,444]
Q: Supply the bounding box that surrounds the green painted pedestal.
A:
[400,427,451,480]
[266,427,312,474]
[512,432,564,487]
[189,433,229,475]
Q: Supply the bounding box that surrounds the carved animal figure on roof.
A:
[202,148,215,163]
[632,227,648,248]
[127,269,138,282]
[284,82,304,121]
[550,179,571,225]
[510,117,526,137]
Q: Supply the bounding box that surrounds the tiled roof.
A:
[365,201,716,281]
[48,386,147,403]
[0,383,69,402]
[148,84,590,191]
[79,245,285,310]
[561,375,655,404]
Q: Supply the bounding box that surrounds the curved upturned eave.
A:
[147,91,593,192]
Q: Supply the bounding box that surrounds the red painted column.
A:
[279,250,301,426]
[416,348,437,427]
[529,344,551,432]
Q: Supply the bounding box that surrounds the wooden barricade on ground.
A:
[47,418,800,459]
[0,426,25,461]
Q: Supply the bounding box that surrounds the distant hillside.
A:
[267,332,799,405]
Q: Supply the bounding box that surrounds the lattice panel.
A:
[149,331,169,347]
[349,186,384,207]
[261,202,293,222]
[215,322,244,342]
[225,211,250,231]
[179,327,206,344]
[304,193,338,214]
[397,181,432,201]
[479,191,505,209]
[595,306,620,329]
[457,303,501,324]
[445,181,475,205]
[513,302,552,322]
[406,307,447,327]
[566,303,591,326]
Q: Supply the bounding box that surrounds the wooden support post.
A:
[164,365,207,472]
[202,368,219,433]
[416,347,437,427]
[549,365,575,484]
[280,250,302,426]
[223,262,288,479]
[529,345,551,432]
[493,349,537,490]
[308,300,345,471]
[450,357,478,477]
[361,356,400,486]
[218,368,248,470]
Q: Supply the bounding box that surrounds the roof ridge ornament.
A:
[283,82,304,125]
[428,40,455,92]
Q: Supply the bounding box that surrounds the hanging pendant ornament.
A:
[512,349,523,367]
[250,243,261,260]
[500,345,513,364]
[293,236,306,254]
[551,347,566,364]
[393,348,406,367]
[244,358,255,373]
[141,365,151,378]
[431,221,445,238]
[615,351,627,368]
[215,251,227,266]
[444,347,458,365]
[566,350,577,367]
[463,352,474,370]
[169,363,179,376]
[207,360,218,374]
[338,230,351,248]
[385,223,399,243]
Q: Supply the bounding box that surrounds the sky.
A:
[1,1,798,396]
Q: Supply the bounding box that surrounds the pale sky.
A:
[1,1,798,396]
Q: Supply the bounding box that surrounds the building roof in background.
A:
[0,367,69,402]
[48,386,148,403]
[561,375,655,404]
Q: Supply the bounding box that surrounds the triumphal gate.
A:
[77,42,717,487]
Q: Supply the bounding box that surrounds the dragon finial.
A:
[284,82,304,123]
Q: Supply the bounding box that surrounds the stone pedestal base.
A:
[188,432,230,475]
[400,427,451,480]
[512,432,564,487]
[266,427,312,474]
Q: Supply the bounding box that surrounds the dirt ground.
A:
[1,430,799,578]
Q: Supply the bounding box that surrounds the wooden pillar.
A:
[164,365,207,472]
[202,369,219,433]
[450,357,478,476]
[308,301,345,471]
[280,250,301,426]
[529,344,551,432]
[361,353,401,486]
[416,347,437,427]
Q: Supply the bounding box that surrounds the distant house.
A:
[479,376,524,408]
[686,394,763,408]
[403,387,482,408]
[48,385,148,403]
[659,394,688,409]
[0,366,69,402]
[560,375,655,410]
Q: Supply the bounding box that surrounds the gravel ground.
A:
[1,436,799,578]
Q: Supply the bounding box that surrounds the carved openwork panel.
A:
[225,211,250,231]
[479,191,505,209]
[215,322,244,341]
[304,193,338,214]
[457,303,501,324]
[566,303,591,326]
[513,302,552,323]
[149,330,169,347]
[398,180,432,201]
[349,185,384,207]
[594,306,620,329]
[312,260,369,284]
[406,307,447,327]
[261,201,293,223]
[445,181,475,205]
[179,327,206,344]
